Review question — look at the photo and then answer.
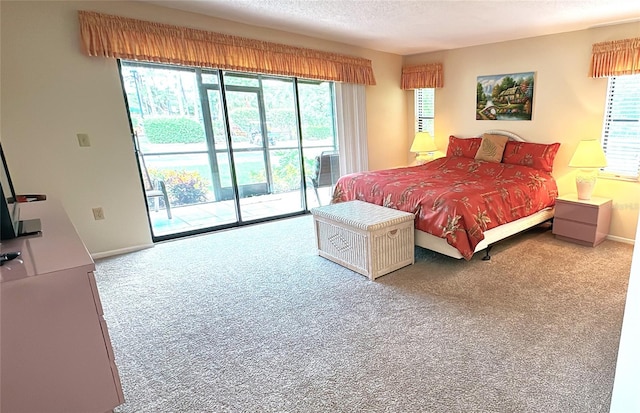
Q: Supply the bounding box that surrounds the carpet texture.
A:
[95,215,633,413]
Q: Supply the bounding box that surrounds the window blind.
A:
[415,88,435,135]
[601,75,640,179]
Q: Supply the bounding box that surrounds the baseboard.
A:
[91,243,154,260]
[89,235,632,259]
[607,234,636,245]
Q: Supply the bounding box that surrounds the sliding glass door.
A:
[119,62,338,241]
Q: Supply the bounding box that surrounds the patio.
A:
[148,186,333,237]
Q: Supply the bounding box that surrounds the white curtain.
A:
[335,82,369,174]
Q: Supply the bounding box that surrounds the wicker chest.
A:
[311,200,415,280]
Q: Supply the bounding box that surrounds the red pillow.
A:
[502,141,561,172]
[446,136,482,158]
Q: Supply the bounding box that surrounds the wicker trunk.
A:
[311,200,415,280]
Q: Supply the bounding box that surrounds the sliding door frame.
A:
[118,60,336,242]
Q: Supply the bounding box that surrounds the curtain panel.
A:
[77,11,376,85]
[335,83,369,174]
[590,37,640,77]
[401,63,443,89]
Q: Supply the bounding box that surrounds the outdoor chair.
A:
[310,151,340,206]
[138,151,172,219]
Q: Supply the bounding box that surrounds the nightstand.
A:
[552,194,612,246]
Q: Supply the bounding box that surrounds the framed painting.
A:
[476,72,535,120]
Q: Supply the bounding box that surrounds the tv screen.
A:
[0,186,21,240]
[0,142,21,240]
[0,143,41,240]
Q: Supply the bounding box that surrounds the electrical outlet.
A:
[77,133,91,147]
[92,207,105,220]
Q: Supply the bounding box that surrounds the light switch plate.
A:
[77,133,91,147]
[92,207,105,220]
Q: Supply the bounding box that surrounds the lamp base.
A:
[415,152,434,165]
[575,169,597,200]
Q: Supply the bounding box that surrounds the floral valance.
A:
[77,11,376,85]
[589,37,640,77]
[401,63,443,89]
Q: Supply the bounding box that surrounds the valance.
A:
[589,37,640,77]
[401,63,443,89]
[77,11,376,85]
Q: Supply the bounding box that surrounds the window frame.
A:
[118,60,341,241]
[600,74,640,182]
[415,88,435,135]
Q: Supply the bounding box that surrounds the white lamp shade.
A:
[568,140,608,168]
[410,132,437,153]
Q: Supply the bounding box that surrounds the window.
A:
[601,74,640,180]
[415,88,435,135]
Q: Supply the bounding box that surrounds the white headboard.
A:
[484,129,526,142]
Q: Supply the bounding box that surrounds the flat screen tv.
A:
[0,143,41,240]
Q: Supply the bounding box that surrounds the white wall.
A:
[1,1,151,255]
[0,1,403,255]
[404,23,640,242]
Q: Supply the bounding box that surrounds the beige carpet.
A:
[95,215,633,413]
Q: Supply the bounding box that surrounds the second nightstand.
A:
[552,194,612,246]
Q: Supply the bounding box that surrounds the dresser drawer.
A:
[553,218,608,246]
[555,200,600,224]
[554,218,596,239]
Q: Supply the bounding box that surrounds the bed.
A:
[331,130,561,260]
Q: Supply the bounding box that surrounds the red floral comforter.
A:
[331,157,558,260]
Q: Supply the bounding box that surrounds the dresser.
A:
[0,200,124,413]
[552,194,612,246]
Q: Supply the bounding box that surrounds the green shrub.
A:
[149,169,210,206]
[229,108,258,141]
[270,151,319,193]
[270,151,300,193]
[164,170,209,205]
[143,116,205,144]
[303,125,331,140]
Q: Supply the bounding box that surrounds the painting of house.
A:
[476,72,535,120]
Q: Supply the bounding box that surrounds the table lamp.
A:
[410,132,438,165]
[568,139,607,200]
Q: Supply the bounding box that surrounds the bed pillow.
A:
[475,133,509,163]
[502,141,561,172]
[446,136,482,158]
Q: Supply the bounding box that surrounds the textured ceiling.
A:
[141,0,640,55]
